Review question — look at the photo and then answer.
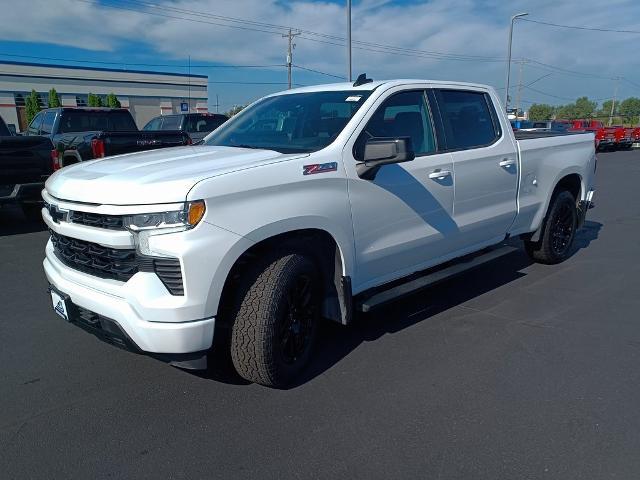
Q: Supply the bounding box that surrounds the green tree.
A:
[528,103,555,121]
[25,89,41,125]
[48,88,61,108]
[105,93,121,108]
[555,103,576,120]
[225,105,245,117]
[573,97,597,119]
[87,93,103,107]
[619,97,640,125]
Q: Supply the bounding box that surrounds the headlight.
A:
[126,200,206,232]
[126,201,206,256]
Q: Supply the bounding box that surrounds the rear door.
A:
[344,88,457,291]
[432,88,518,249]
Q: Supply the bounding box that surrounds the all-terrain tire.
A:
[524,190,577,265]
[229,253,320,388]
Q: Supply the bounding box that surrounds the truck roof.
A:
[269,79,495,96]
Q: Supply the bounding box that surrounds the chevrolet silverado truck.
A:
[0,114,55,218]
[26,107,192,167]
[42,78,596,388]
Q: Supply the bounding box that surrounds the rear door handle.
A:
[428,170,452,180]
[499,158,517,168]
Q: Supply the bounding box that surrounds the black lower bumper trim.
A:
[48,285,208,370]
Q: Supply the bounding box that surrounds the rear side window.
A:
[434,89,501,150]
[160,116,182,130]
[143,117,163,130]
[59,111,136,133]
[184,115,227,133]
[40,111,56,135]
[108,112,137,131]
[27,112,44,135]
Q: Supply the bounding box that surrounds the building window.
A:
[76,95,88,107]
[14,93,25,107]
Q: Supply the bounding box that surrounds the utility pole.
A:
[283,29,300,89]
[515,58,525,119]
[504,12,528,111]
[347,0,352,82]
[212,94,219,113]
[608,77,619,126]
[188,55,191,113]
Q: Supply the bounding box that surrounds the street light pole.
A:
[347,0,352,82]
[504,12,528,111]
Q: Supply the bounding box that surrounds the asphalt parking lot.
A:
[1,149,639,479]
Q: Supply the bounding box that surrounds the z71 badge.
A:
[303,162,338,175]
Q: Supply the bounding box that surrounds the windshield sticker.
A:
[345,95,362,102]
[303,162,338,175]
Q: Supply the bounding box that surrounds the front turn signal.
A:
[187,200,206,227]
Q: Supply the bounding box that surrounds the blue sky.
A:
[1,0,639,112]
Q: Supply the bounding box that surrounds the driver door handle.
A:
[499,158,517,168]
[428,170,452,180]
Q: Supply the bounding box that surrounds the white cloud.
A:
[1,0,639,107]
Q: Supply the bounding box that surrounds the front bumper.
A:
[44,249,215,357]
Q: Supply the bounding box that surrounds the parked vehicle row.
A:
[1,109,229,219]
[25,108,193,167]
[514,118,640,152]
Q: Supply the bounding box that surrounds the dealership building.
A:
[0,61,208,132]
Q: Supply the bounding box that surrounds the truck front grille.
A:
[50,230,138,281]
[49,230,184,295]
[69,211,125,230]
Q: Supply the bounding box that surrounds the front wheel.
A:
[229,253,320,388]
[524,190,577,264]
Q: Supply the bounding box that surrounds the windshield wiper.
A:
[232,144,268,150]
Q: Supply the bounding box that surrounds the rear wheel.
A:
[524,190,577,264]
[229,252,320,388]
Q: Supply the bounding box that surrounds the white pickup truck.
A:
[42,77,596,387]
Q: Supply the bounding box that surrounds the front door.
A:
[343,88,457,292]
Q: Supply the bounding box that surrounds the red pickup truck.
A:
[569,120,632,151]
[569,120,609,151]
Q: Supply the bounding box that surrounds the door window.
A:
[27,112,44,135]
[143,117,163,130]
[434,90,501,150]
[40,111,56,135]
[161,116,182,130]
[355,90,436,159]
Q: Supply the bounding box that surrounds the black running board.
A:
[356,245,519,313]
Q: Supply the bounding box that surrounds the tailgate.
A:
[103,131,190,157]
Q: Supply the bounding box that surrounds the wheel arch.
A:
[215,227,353,327]
[529,171,583,242]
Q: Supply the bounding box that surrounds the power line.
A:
[292,64,345,80]
[521,18,640,35]
[525,58,616,80]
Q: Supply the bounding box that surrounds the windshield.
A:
[204,91,372,153]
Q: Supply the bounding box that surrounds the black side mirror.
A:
[357,137,415,180]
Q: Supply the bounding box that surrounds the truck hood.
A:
[45,146,303,205]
